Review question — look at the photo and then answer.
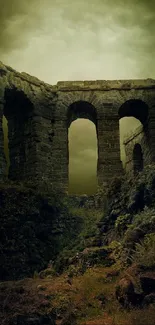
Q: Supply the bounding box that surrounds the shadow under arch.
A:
[4,87,34,118]
[118,99,149,126]
[67,100,98,194]
[67,100,97,128]
[3,87,34,180]
[133,143,144,175]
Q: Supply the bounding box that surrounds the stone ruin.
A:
[0,61,155,200]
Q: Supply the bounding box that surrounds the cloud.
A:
[0,0,41,53]
[1,0,155,81]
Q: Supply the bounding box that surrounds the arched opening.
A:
[67,100,97,127]
[119,117,142,167]
[2,115,10,176]
[67,101,98,195]
[68,119,98,195]
[133,143,143,175]
[3,87,33,180]
[118,99,148,169]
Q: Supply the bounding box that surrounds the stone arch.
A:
[118,99,149,126]
[133,143,144,175]
[67,100,97,127]
[118,99,149,172]
[56,90,100,121]
[67,100,98,193]
[3,87,34,180]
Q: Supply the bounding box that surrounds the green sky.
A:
[1,0,155,194]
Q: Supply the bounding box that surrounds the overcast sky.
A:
[1,0,154,194]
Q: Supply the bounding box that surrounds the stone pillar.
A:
[30,115,57,187]
[21,115,39,181]
[7,117,24,180]
[48,119,68,191]
[97,116,123,189]
[0,84,6,180]
[27,115,68,192]
[0,105,7,180]
[147,104,155,162]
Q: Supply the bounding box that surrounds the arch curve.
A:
[67,100,97,128]
[4,87,34,119]
[118,99,149,125]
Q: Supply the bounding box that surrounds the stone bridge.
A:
[0,61,155,192]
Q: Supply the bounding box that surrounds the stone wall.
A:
[0,102,6,180]
[0,61,155,193]
[124,125,152,176]
[0,61,57,183]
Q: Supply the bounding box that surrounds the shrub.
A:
[123,227,145,249]
[132,207,155,229]
[131,233,155,269]
[115,214,131,234]
[107,176,123,196]
[108,241,130,268]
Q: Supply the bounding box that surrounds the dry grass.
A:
[126,305,155,325]
[0,265,155,325]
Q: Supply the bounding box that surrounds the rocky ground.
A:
[1,262,155,325]
[1,165,155,324]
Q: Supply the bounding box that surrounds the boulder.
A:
[143,293,155,306]
[115,277,135,306]
[116,266,155,307]
[115,277,143,307]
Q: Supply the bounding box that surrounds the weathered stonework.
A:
[124,125,150,176]
[0,61,155,193]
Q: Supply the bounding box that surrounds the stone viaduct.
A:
[0,61,155,193]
